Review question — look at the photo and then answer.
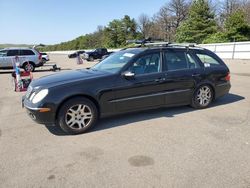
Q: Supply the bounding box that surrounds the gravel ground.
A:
[0,54,250,188]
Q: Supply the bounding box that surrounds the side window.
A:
[0,50,7,57]
[196,53,221,67]
[20,50,35,56]
[7,50,19,57]
[129,53,161,75]
[187,53,200,69]
[165,50,188,71]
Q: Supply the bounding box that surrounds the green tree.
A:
[175,0,217,43]
[224,10,250,42]
[103,15,139,48]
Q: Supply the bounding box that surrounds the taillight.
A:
[225,72,230,81]
[38,53,42,60]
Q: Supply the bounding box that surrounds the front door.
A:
[112,51,166,112]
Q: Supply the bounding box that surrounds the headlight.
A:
[32,89,49,104]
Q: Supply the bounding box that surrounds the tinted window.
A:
[7,50,19,56]
[196,53,221,67]
[187,53,200,69]
[129,53,161,75]
[41,53,47,55]
[20,50,35,56]
[165,51,188,71]
[0,50,7,57]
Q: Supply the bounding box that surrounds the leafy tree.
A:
[202,32,228,43]
[204,10,250,43]
[176,0,217,43]
[103,15,139,48]
[224,10,250,41]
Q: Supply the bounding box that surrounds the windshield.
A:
[91,49,143,73]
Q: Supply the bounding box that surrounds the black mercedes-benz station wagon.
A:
[23,43,231,134]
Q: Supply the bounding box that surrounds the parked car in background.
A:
[41,52,49,63]
[82,48,113,61]
[68,50,85,58]
[0,48,43,72]
[23,43,231,134]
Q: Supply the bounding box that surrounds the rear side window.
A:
[0,50,7,57]
[7,50,19,56]
[165,50,200,71]
[20,50,35,56]
[196,53,221,67]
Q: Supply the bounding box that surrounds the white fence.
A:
[200,41,250,59]
[47,41,250,60]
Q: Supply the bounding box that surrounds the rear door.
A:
[162,49,203,105]
[113,51,166,112]
[19,49,36,65]
[6,50,19,67]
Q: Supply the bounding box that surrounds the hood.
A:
[30,69,108,88]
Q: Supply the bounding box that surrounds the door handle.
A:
[192,73,201,77]
[154,78,166,82]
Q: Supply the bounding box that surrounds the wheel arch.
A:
[22,61,35,67]
[55,94,100,120]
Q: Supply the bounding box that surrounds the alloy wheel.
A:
[196,86,212,106]
[65,104,93,130]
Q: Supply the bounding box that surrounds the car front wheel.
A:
[57,97,98,134]
[191,85,213,109]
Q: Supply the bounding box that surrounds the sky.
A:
[0,0,167,45]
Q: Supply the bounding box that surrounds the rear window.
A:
[41,53,47,55]
[196,53,221,67]
[20,50,35,56]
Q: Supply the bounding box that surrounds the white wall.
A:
[200,41,250,59]
[47,41,250,60]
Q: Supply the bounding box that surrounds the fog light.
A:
[28,112,36,120]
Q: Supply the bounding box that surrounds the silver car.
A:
[0,48,43,72]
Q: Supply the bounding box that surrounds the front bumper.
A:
[22,97,56,125]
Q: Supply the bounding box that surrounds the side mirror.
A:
[122,71,135,79]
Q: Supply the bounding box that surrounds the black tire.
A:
[23,62,35,72]
[57,97,98,134]
[191,85,214,109]
[42,58,47,63]
[89,56,94,61]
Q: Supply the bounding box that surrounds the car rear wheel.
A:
[191,85,213,109]
[89,56,94,61]
[23,62,35,72]
[57,97,98,134]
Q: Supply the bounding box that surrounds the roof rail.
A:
[125,39,202,50]
[143,42,170,47]
[168,43,198,48]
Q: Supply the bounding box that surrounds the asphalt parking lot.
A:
[0,55,250,188]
